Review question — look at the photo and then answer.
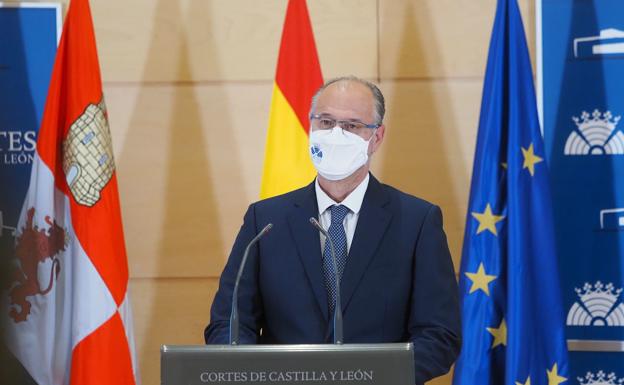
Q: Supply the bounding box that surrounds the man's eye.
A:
[319,119,334,128]
[342,122,358,131]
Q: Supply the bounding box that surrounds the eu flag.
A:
[452,1,569,384]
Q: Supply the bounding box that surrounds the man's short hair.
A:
[310,76,386,125]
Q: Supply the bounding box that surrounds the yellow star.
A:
[471,204,505,236]
[486,318,507,348]
[516,376,531,385]
[547,363,567,385]
[464,262,497,296]
[521,143,543,176]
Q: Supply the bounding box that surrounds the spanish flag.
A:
[260,0,323,199]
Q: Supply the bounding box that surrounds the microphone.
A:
[309,217,343,345]
[229,223,273,345]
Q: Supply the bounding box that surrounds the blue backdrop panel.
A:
[539,0,624,380]
[0,4,59,257]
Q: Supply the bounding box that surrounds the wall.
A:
[29,1,537,383]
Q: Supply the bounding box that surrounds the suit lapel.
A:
[287,183,329,322]
[341,175,392,313]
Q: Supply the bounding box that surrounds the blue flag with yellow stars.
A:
[452,0,569,384]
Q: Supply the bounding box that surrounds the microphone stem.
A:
[326,233,344,345]
[229,224,272,345]
[309,217,344,345]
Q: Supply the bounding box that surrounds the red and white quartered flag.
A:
[3,0,138,383]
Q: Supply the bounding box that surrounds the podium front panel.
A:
[161,343,415,385]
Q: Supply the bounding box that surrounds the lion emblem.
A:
[5,208,66,323]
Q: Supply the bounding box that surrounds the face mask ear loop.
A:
[365,128,378,157]
[365,127,378,143]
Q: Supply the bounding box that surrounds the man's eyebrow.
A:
[317,113,363,123]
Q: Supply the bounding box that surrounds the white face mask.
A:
[309,127,374,181]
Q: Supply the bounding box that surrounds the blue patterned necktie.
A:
[323,204,350,315]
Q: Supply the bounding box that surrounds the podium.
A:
[161,343,415,385]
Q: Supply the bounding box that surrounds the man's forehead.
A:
[315,80,375,119]
[321,80,372,98]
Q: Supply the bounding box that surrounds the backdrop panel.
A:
[538,0,624,381]
[0,2,60,262]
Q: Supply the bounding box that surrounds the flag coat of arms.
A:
[2,0,138,383]
[452,0,569,384]
[260,0,323,199]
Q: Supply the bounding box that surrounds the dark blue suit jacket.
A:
[205,175,461,384]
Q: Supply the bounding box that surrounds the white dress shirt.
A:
[315,174,369,253]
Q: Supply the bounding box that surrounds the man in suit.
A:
[205,76,461,384]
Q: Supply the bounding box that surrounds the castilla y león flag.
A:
[259,0,323,199]
[2,0,138,384]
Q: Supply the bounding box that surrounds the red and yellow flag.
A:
[4,0,137,384]
[260,0,323,199]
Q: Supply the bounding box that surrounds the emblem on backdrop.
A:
[564,110,624,155]
[577,371,624,385]
[599,208,624,231]
[567,281,624,326]
[573,28,624,59]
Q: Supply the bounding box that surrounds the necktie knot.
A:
[330,204,349,225]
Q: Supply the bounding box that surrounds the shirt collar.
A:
[315,173,370,215]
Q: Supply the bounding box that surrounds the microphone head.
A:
[261,223,273,235]
[309,217,321,229]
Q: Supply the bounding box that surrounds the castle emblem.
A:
[578,371,624,385]
[4,208,67,323]
[567,281,624,326]
[564,110,624,155]
[62,98,115,206]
